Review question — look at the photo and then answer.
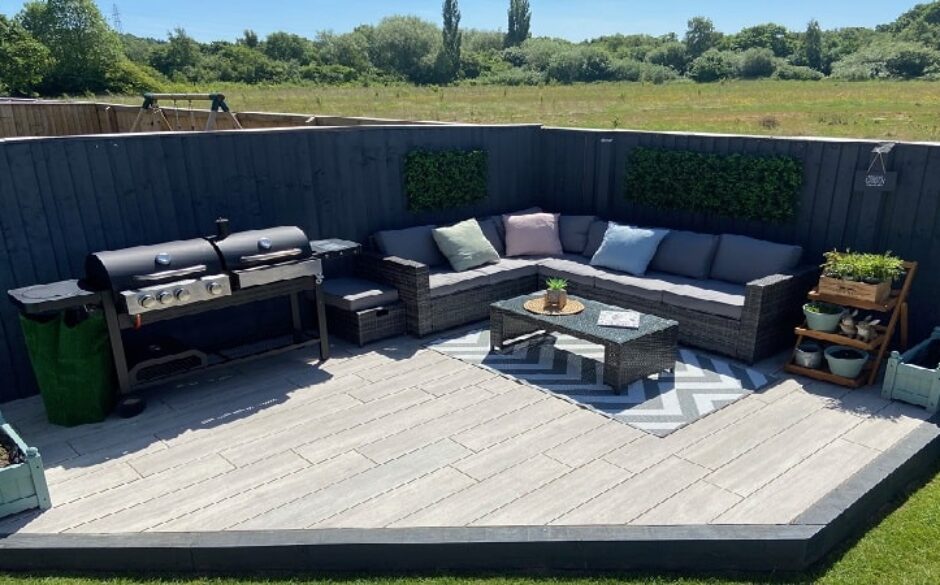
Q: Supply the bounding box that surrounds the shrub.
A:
[645,42,688,73]
[688,49,737,82]
[404,149,488,212]
[885,45,940,78]
[737,47,777,78]
[477,68,544,85]
[106,58,163,93]
[624,148,803,223]
[773,64,825,80]
[609,58,645,81]
[300,63,358,84]
[641,63,678,84]
[832,41,939,80]
[546,47,612,83]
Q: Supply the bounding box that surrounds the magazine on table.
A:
[597,310,641,329]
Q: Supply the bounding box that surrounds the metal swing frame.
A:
[129,93,243,132]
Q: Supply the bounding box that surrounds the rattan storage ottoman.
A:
[323,278,405,346]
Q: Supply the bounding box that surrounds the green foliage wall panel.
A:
[624,147,803,222]
[405,149,488,211]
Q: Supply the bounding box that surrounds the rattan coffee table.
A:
[490,293,679,393]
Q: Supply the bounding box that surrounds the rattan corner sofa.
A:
[357,216,818,364]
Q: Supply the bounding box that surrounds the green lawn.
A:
[105,80,940,142]
[1,465,937,585]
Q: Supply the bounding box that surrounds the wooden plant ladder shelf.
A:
[784,261,917,388]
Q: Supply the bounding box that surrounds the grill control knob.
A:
[139,294,157,309]
[157,291,174,306]
[175,288,192,302]
[206,281,224,295]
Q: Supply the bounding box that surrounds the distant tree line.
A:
[1,0,939,96]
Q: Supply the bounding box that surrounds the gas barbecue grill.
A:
[9,219,330,408]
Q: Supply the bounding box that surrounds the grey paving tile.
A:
[633,480,742,525]
[314,466,477,528]
[473,459,630,526]
[393,455,570,527]
[553,456,709,525]
[547,420,645,468]
[841,401,932,452]
[451,397,575,451]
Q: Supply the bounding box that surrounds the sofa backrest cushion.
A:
[374,224,446,267]
[590,223,670,276]
[476,217,505,256]
[504,213,564,257]
[559,215,597,254]
[650,230,720,280]
[432,219,500,272]
[710,234,803,284]
[582,220,609,258]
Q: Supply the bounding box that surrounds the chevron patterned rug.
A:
[427,327,769,437]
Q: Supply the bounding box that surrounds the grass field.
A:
[0,467,937,585]
[107,80,940,141]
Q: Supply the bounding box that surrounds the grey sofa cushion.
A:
[322,277,400,312]
[559,215,597,254]
[658,273,746,320]
[650,230,720,280]
[374,225,446,267]
[582,220,609,258]
[472,257,539,284]
[710,234,803,284]
[477,217,505,256]
[593,269,676,302]
[538,254,599,286]
[428,268,489,298]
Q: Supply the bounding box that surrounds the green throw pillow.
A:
[432,219,500,272]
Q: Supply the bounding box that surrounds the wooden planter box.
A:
[818,276,891,304]
[882,327,940,414]
[0,416,51,518]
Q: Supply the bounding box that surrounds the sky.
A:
[0,0,922,42]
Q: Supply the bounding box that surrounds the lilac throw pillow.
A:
[504,213,564,257]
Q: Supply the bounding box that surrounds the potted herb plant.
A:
[819,250,904,304]
[545,278,568,310]
[803,301,843,332]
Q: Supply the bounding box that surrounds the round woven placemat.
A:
[523,297,585,316]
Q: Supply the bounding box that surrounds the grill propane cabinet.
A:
[9,219,330,414]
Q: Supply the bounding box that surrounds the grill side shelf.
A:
[7,280,102,315]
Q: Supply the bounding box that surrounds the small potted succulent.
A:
[545,278,568,310]
[824,346,869,379]
[803,301,843,332]
[820,250,904,304]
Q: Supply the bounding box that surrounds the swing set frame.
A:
[129,93,243,133]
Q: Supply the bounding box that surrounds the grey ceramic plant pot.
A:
[803,303,842,332]
[825,346,869,379]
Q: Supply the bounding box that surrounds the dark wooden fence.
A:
[540,127,940,344]
[2,123,939,402]
[0,124,541,400]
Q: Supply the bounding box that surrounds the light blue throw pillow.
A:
[590,223,670,276]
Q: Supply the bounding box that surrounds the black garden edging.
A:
[0,417,936,574]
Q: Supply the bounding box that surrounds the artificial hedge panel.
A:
[624,148,803,222]
[405,149,488,212]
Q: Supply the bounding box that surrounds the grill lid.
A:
[211,226,312,271]
[85,238,224,291]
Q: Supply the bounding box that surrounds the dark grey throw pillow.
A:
[650,230,720,280]
[476,217,505,256]
[582,220,609,258]
[559,215,597,254]
[373,224,446,267]
[710,234,803,284]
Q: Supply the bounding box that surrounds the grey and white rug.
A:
[427,327,770,437]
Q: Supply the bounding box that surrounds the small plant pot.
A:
[545,289,568,310]
[803,303,842,332]
[824,346,869,379]
[794,342,823,369]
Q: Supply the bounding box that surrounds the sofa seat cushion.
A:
[323,278,400,312]
[593,269,676,302]
[472,257,539,284]
[656,273,746,320]
[428,268,490,298]
[538,254,598,286]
